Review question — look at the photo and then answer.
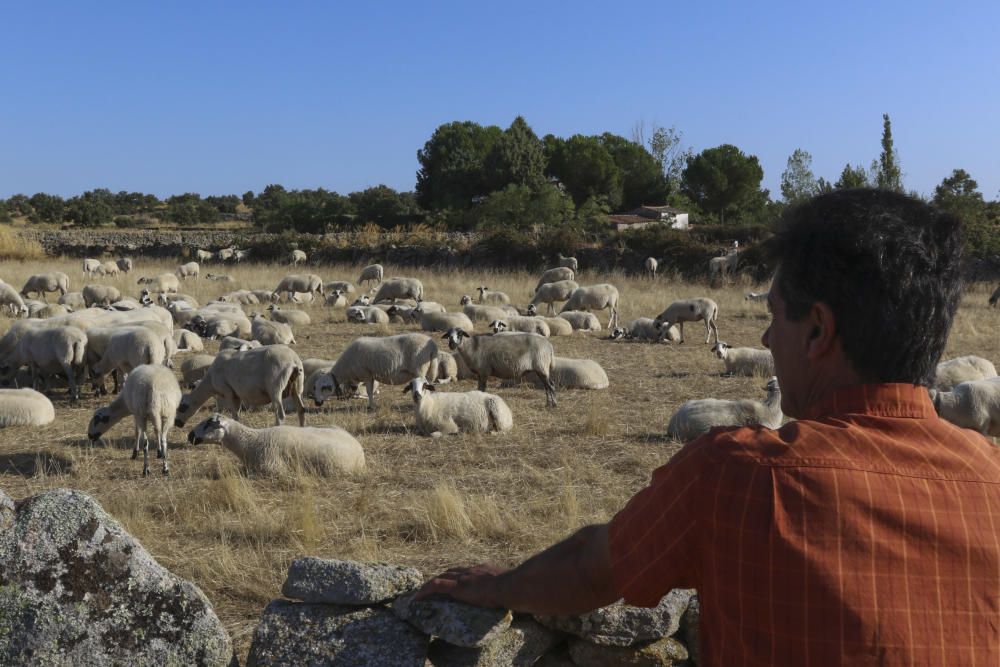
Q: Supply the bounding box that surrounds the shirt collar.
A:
[800,383,937,421]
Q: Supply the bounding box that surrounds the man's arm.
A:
[416,523,619,616]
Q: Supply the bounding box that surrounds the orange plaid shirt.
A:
[608,383,1000,666]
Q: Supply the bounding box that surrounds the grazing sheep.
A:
[745,291,769,303]
[653,297,720,344]
[20,272,70,301]
[251,314,296,345]
[462,302,511,323]
[928,379,1000,437]
[644,257,658,277]
[560,284,620,329]
[218,336,261,351]
[90,327,167,391]
[372,277,424,303]
[0,325,87,400]
[267,304,311,326]
[933,355,998,391]
[251,289,278,304]
[346,305,390,325]
[558,311,602,332]
[273,274,324,301]
[476,286,511,305]
[205,273,235,283]
[667,377,782,442]
[188,414,365,475]
[137,273,180,294]
[358,264,384,286]
[0,388,55,427]
[83,258,102,276]
[116,258,133,273]
[87,364,182,476]
[173,329,204,352]
[528,280,579,316]
[0,283,29,317]
[708,250,740,284]
[489,317,550,337]
[82,284,122,308]
[315,333,439,411]
[196,249,214,263]
[557,253,579,271]
[174,344,305,427]
[58,292,86,310]
[325,280,356,295]
[98,261,120,277]
[535,267,575,292]
[404,377,513,437]
[990,284,1000,307]
[712,341,775,377]
[527,357,609,390]
[181,355,215,388]
[290,249,307,265]
[176,262,200,280]
[420,310,475,333]
[443,328,556,407]
[609,317,679,342]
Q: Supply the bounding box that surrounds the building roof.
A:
[627,205,687,218]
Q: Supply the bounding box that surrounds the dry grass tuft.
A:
[0,228,45,260]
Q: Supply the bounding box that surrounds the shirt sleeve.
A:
[607,438,709,606]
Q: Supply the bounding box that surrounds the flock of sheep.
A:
[0,250,998,482]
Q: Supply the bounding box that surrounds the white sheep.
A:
[290,249,308,265]
[0,388,55,427]
[273,274,324,301]
[476,286,511,305]
[0,325,87,400]
[205,273,235,283]
[58,292,86,310]
[267,304,311,326]
[82,258,102,276]
[221,290,260,305]
[372,277,424,303]
[489,317,550,337]
[196,249,214,263]
[528,280,579,315]
[557,253,579,271]
[188,414,365,476]
[708,250,740,284]
[136,273,180,294]
[87,364,182,476]
[609,317,679,342]
[181,354,215,387]
[176,262,200,280]
[325,280,356,295]
[560,284,620,329]
[173,329,204,352]
[525,315,572,336]
[928,379,1000,436]
[358,264,384,286]
[404,377,513,437]
[82,284,122,308]
[435,353,459,384]
[116,258,133,273]
[325,290,348,308]
[653,297,720,344]
[535,267,575,292]
[90,327,167,391]
[462,302,512,323]
[444,327,556,407]
[933,355,998,392]
[346,305,390,325]
[218,336,262,351]
[251,314,296,345]
[216,247,235,262]
[557,311,602,332]
[418,310,474,333]
[251,289,279,304]
[745,291,769,303]
[711,341,775,377]
[644,257,658,277]
[98,261,120,277]
[315,333,439,411]
[526,357,608,390]
[30,303,70,319]
[0,283,29,317]
[20,272,70,301]
[667,377,783,442]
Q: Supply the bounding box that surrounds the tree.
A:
[932,169,985,223]
[474,182,575,232]
[633,123,691,192]
[349,185,421,228]
[28,193,65,224]
[544,134,623,209]
[834,163,870,190]
[875,113,903,192]
[483,116,546,192]
[600,133,668,210]
[415,121,502,210]
[242,190,255,208]
[681,144,765,223]
[780,149,818,203]
[65,189,115,227]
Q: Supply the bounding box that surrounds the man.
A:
[418,189,1000,665]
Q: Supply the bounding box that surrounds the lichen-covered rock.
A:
[680,594,699,665]
[282,556,423,605]
[393,592,513,648]
[0,488,232,666]
[428,618,563,666]
[246,599,428,666]
[0,487,14,530]
[567,636,688,666]
[535,589,693,647]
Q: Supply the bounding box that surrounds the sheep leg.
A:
[708,316,719,344]
[477,374,488,392]
[158,425,169,475]
[678,322,685,344]
[366,379,377,411]
[62,361,79,401]
[542,373,558,408]
[546,302,554,316]
[141,431,151,477]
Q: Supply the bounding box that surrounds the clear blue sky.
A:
[2,1,998,201]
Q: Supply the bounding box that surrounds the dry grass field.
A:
[0,256,997,661]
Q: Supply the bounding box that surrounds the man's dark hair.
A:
[769,188,963,385]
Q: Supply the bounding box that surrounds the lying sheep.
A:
[82,284,122,308]
[87,364,182,476]
[137,273,180,294]
[358,264,383,286]
[413,300,446,314]
[372,277,424,303]
[174,344,305,427]
[290,249,307,265]
[267,304,311,326]
[173,329,204,352]
[525,357,608,390]
[653,297,720,344]
[116,258,133,273]
[0,388,55,427]
[476,286,511,305]
[346,305,390,325]
[435,353,459,384]
[557,253,579,271]
[745,291,769,303]
[315,333,438,411]
[535,267,575,292]
[325,290,348,308]
[928,378,1000,436]
[711,341,775,377]
[462,302,512,323]
[181,354,215,387]
[609,317,679,342]
[533,315,573,337]
[221,290,259,305]
[0,283,29,317]
[489,317,550,337]
[667,377,783,442]
[176,262,200,280]
[30,303,70,319]
[419,310,474,333]
[528,279,579,315]
[205,273,235,283]
[558,311,601,332]
[185,310,252,339]
[933,355,998,391]
[385,305,418,324]
[325,280,356,295]
[251,314,296,345]
[444,327,556,407]
[218,336,262,351]
[20,272,70,301]
[0,325,87,400]
[405,377,513,437]
[188,414,364,476]
[273,273,324,301]
[560,284,620,329]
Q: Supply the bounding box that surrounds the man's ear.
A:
[805,301,838,360]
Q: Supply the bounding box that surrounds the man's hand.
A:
[415,564,509,608]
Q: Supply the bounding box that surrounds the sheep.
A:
[419,310,475,333]
[711,341,775,377]
[413,301,446,314]
[187,414,364,475]
[251,289,278,304]
[218,336,261,351]
[0,325,87,400]
[384,305,418,324]
[90,327,167,391]
[404,377,513,437]
[221,290,260,305]
[527,280,579,316]
[216,247,235,262]
[174,344,305,427]
[20,272,70,301]
[372,277,424,303]
[352,295,371,306]
[928,378,1000,437]
[267,304,311,326]
[196,249,214,263]
[181,355,215,388]
[653,297,720,344]
[476,286,511,306]
[83,258,102,276]
[205,273,235,283]
[325,280,356,295]
[30,303,70,319]
[609,317,679,342]
[933,355,998,392]
[325,290,348,308]
[176,262,200,280]
[87,364,182,476]
[560,284,620,329]
[462,302,512,323]
[98,261,120,277]
[666,377,783,442]
[234,249,250,262]
[184,310,251,339]
[346,305,390,325]
[290,249,307,265]
[273,274,324,301]
[557,253,579,271]
[533,315,573,337]
[82,284,122,308]
[489,317,550,337]
[558,311,602,332]
[158,292,200,308]
[535,267,575,291]
[644,257,658,277]
[990,284,1000,308]
[745,291,769,303]
[0,388,55,427]
[116,258,133,273]
[452,351,475,380]
[708,250,740,284]
[525,357,609,390]
[251,314,296,345]
[314,333,439,411]
[443,327,556,407]
[58,292,86,310]
[173,329,204,352]
[0,283,28,317]
[358,264,384,286]
[136,273,180,294]
[435,352,459,384]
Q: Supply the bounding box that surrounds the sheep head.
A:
[188,414,226,445]
[442,328,470,350]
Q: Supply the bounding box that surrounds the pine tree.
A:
[875,113,903,192]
